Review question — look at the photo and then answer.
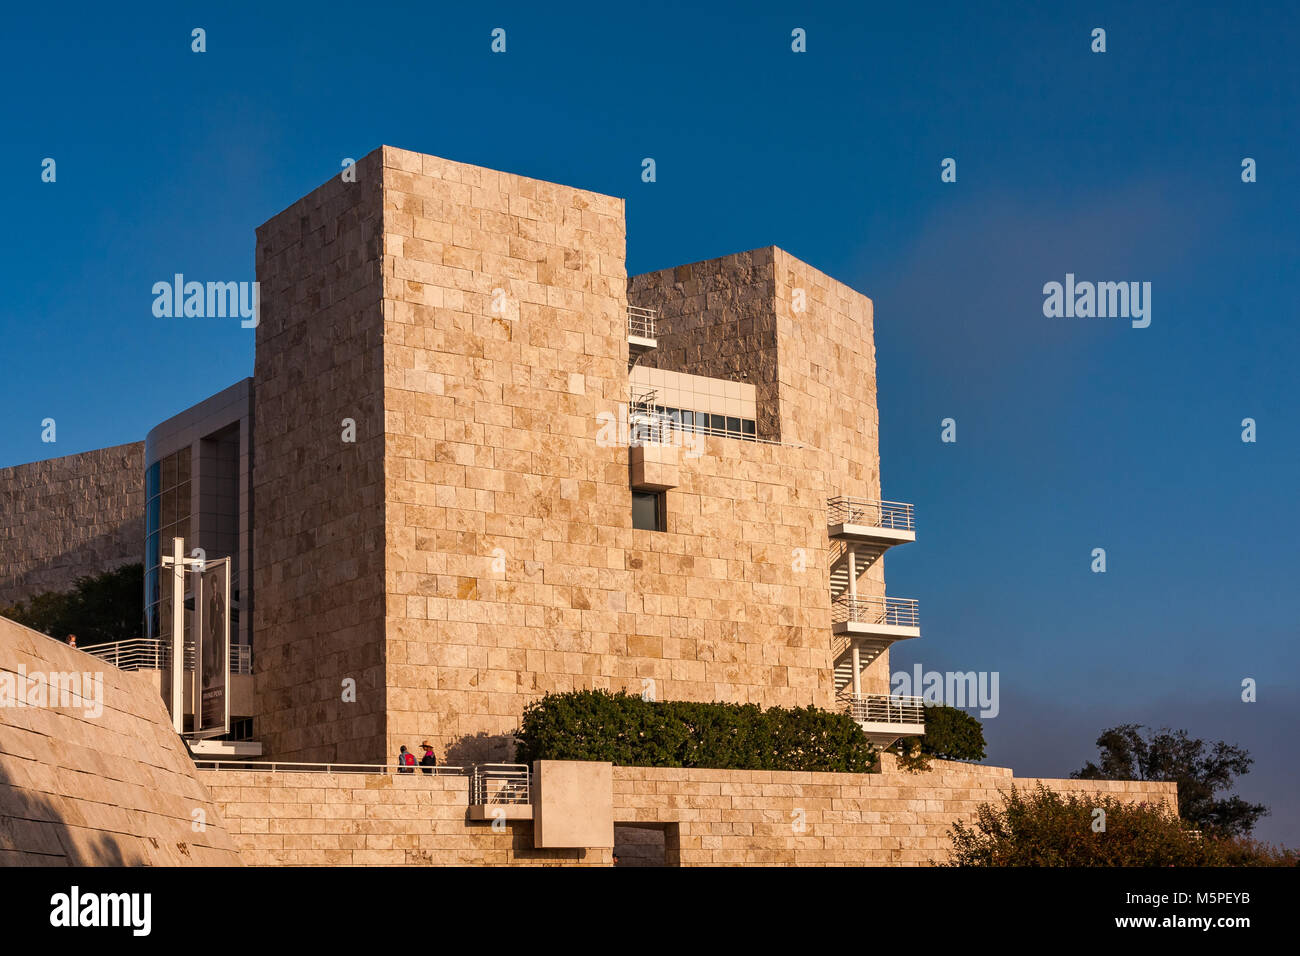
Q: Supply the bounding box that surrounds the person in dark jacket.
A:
[419,742,437,775]
[397,745,415,774]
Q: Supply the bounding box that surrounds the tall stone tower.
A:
[252,147,909,763]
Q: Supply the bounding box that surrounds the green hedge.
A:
[514,690,876,772]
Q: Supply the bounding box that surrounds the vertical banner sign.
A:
[195,558,231,738]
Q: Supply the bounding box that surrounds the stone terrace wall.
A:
[199,769,590,866]
[615,760,1178,866]
[200,759,1176,866]
[0,442,144,607]
[0,615,242,865]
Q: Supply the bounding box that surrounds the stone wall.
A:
[251,149,389,762]
[378,148,854,762]
[631,249,891,693]
[0,442,144,607]
[199,769,590,866]
[629,249,781,439]
[0,615,242,865]
[251,147,918,762]
[199,759,1177,866]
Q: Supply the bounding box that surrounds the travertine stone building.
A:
[252,147,911,763]
[0,443,145,607]
[0,147,1181,867]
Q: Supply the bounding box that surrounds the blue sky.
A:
[3,2,1297,842]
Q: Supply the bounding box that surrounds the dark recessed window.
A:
[632,491,665,532]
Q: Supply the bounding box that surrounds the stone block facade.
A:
[251,150,389,762]
[0,615,242,865]
[199,759,1177,866]
[0,442,144,607]
[252,147,900,763]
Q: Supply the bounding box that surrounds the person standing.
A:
[419,742,437,775]
[397,745,415,774]
[65,634,77,648]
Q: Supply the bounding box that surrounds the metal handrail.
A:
[840,693,926,725]
[470,763,531,805]
[827,496,915,532]
[832,594,919,627]
[194,759,465,776]
[84,638,253,674]
[628,305,657,339]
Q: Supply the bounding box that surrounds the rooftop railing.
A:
[831,594,920,628]
[827,496,915,532]
[628,305,657,339]
[840,693,925,726]
[469,763,531,805]
[84,638,253,675]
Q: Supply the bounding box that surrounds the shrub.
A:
[1,563,143,646]
[891,704,986,771]
[514,690,876,772]
[945,784,1297,866]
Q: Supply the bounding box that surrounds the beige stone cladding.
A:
[199,769,591,866]
[630,248,891,695]
[255,147,903,762]
[380,147,859,758]
[252,150,388,762]
[0,442,144,607]
[629,249,782,440]
[0,615,243,865]
[200,760,1177,867]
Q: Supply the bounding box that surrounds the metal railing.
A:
[628,305,657,339]
[827,496,915,532]
[195,759,465,776]
[840,693,925,725]
[469,763,531,805]
[831,594,920,628]
[628,389,780,447]
[84,638,253,674]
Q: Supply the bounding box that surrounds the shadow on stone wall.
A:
[0,759,143,866]
[0,521,144,609]
[443,732,516,768]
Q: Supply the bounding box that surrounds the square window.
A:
[632,491,665,532]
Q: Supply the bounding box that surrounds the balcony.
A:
[831,595,920,641]
[84,637,253,674]
[839,693,926,746]
[628,305,657,358]
[827,496,915,549]
[467,763,534,821]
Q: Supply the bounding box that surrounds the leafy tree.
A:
[514,689,877,772]
[890,704,986,771]
[1072,724,1267,838]
[1,563,143,646]
[945,784,1294,867]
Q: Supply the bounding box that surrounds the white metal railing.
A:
[628,305,657,339]
[470,763,531,805]
[827,496,915,532]
[628,390,780,447]
[84,638,253,674]
[195,759,465,776]
[840,694,925,725]
[832,594,919,628]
